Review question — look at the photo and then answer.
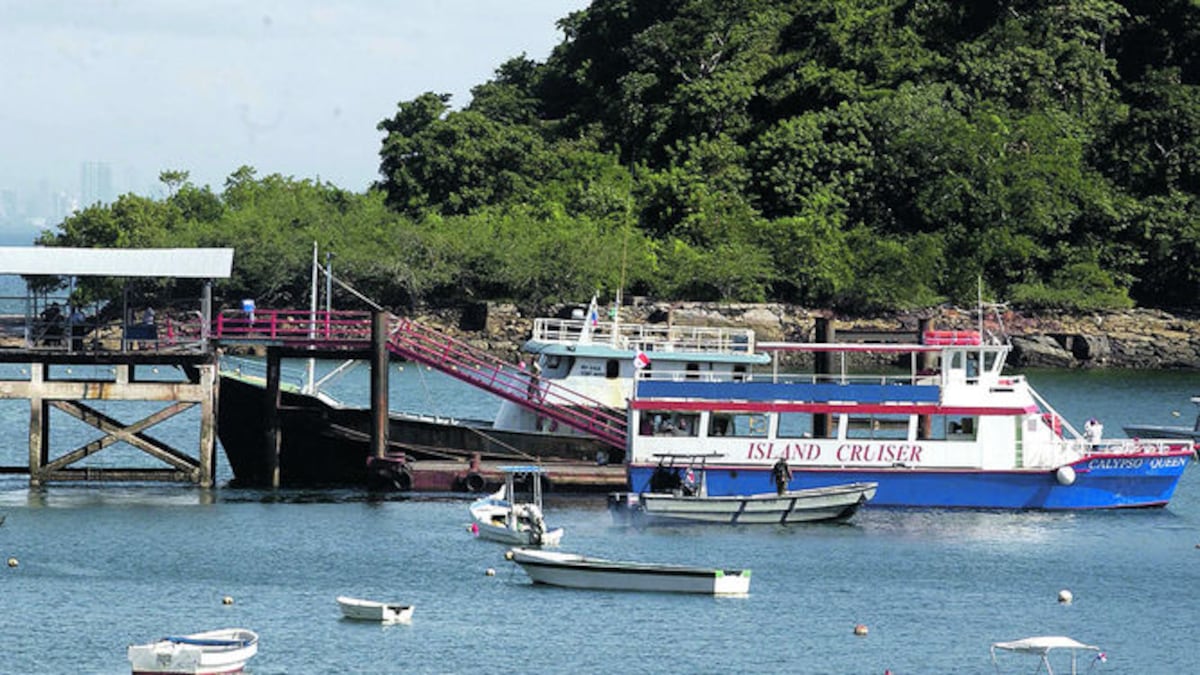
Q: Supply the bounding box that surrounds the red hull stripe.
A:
[630,400,1036,416]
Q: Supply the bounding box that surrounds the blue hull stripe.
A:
[628,457,1190,510]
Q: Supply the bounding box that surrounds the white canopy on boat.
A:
[991,636,1101,655]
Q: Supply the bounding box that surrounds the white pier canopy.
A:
[0,246,233,278]
[0,246,234,352]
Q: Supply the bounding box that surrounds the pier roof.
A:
[0,247,233,278]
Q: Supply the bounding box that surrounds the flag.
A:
[580,294,599,343]
[633,351,651,369]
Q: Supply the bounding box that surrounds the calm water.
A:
[1,362,1198,673]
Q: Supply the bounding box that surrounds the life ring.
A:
[464,472,485,493]
[748,416,767,435]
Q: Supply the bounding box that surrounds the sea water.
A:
[0,362,1198,673]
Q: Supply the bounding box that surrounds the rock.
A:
[1009,335,1076,368]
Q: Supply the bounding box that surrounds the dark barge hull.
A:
[216,375,620,489]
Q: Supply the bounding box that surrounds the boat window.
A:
[708,413,733,436]
[776,412,815,439]
[685,363,700,380]
[937,415,977,440]
[641,411,699,436]
[719,412,769,438]
[844,414,911,441]
[732,365,746,382]
[605,359,620,379]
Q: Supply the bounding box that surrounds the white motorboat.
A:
[127,628,258,675]
[610,453,876,525]
[506,547,751,595]
[469,466,563,546]
[1123,395,1200,445]
[336,596,414,623]
[990,636,1106,674]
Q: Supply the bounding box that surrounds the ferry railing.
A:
[213,309,372,346]
[530,317,755,354]
[388,316,628,449]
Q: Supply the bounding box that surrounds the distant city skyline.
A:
[0,1,589,231]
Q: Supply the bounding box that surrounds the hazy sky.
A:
[0,1,588,198]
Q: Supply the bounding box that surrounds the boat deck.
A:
[408,459,626,493]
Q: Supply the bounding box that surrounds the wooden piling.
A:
[370,311,389,459]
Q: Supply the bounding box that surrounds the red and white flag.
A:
[633,351,651,369]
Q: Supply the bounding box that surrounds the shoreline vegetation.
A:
[423,301,1200,371]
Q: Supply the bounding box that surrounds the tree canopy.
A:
[40,0,1200,314]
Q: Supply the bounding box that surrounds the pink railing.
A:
[214,309,372,346]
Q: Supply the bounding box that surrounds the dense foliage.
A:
[40,0,1200,313]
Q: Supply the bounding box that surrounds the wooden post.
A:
[27,363,46,487]
[370,311,389,459]
[198,363,216,488]
[265,347,283,488]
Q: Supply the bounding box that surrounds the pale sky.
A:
[0,0,588,202]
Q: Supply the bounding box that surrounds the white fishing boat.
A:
[336,596,414,623]
[1123,395,1200,445]
[610,453,876,525]
[506,547,751,595]
[990,636,1106,674]
[468,466,563,546]
[127,628,258,675]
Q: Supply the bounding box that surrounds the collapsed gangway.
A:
[212,309,628,451]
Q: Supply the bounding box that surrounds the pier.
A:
[0,247,231,487]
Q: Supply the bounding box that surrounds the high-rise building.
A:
[80,161,114,207]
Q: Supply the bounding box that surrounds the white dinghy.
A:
[127,628,258,675]
[336,596,414,623]
[506,547,750,595]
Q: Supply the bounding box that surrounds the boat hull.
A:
[508,549,750,595]
[127,628,258,675]
[612,482,877,525]
[336,596,414,623]
[627,453,1192,510]
[217,375,614,488]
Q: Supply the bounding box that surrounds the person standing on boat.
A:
[772,458,793,495]
[1084,418,1103,449]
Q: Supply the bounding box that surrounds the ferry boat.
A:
[625,331,1193,509]
[216,299,768,489]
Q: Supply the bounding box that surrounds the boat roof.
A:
[523,339,770,364]
[991,636,1101,655]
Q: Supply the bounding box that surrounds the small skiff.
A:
[506,547,750,595]
[127,628,258,675]
[336,596,415,623]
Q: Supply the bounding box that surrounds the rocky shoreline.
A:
[424,301,1200,370]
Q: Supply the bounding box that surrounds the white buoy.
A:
[1055,466,1076,486]
[1058,589,1073,604]
[504,550,515,561]
[7,557,18,568]
[854,624,869,636]
[485,568,496,577]
[222,595,234,605]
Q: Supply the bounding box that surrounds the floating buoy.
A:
[485,568,496,577]
[1171,410,1181,417]
[1058,589,1073,604]
[222,595,234,605]
[1055,466,1076,486]
[7,557,18,568]
[470,522,480,536]
[504,550,515,561]
[854,624,869,636]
